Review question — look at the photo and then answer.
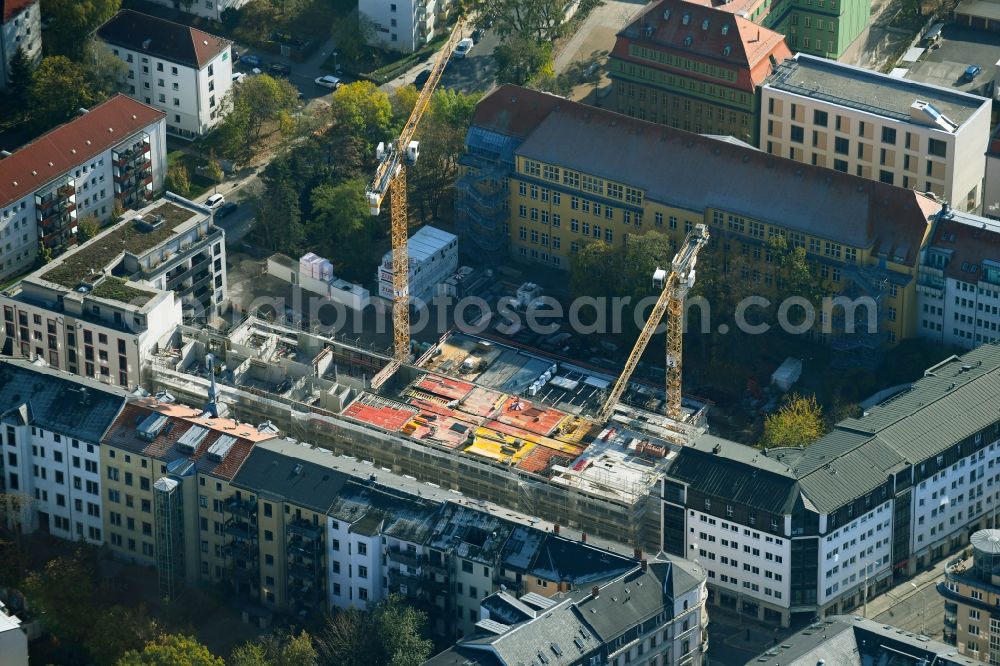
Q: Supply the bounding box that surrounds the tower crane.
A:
[594,224,709,424]
[366,17,467,362]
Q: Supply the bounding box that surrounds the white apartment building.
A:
[98,10,232,139]
[0,601,26,666]
[0,95,167,281]
[0,195,227,387]
[917,206,1000,349]
[377,225,457,305]
[141,0,251,22]
[761,53,991,211]
[0,0,40,90]
[360,0,450,53]
[0,359,127,545]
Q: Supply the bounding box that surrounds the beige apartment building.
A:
[941,528,1000,663]
[760,54,991,211]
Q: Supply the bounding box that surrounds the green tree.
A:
[494,36,551,86]
[329,81,392,149]
[23,545,100,641]
[331,9,376,63]
[7,47,34,114]
[87,605,161,666]
[83,39,128,99]
[44,0,122,60]
[38,240,54,264]
[165,164,192,196]
[218,74,300,163]
[77,214,100,243]
[317,595,431,666]
[309,178,372,280]
[28,55,95,131]
[252,160,304,255]
[231,630,317,666]
[473,0,567,42]
[116,634,223,666]
[205,150,225,184]
[759,394,825,448]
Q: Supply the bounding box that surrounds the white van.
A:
[206,193,225,209]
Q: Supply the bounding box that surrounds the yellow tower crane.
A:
[594,224,710,424]
[366,17,467,362]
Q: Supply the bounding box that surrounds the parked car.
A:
[268,63,291,77]
[242,54,261,67]
[314,75,342,89]
[471,28,484,43]
[215,202,238,219]
[962,65,982,82]
[206,193,226,209]
[232,72,247,84]
[414,69,432,89]
[453,38,473,58]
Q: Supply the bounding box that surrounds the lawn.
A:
[167,150,217,199]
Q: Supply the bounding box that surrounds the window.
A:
[790,125,804,143]
[834,137,849,155]
[813,110,828,127]
[928,138,946,157]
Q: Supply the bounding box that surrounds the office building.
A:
[458,84,941,346]
[916,205,1000,349]
[746,615,979,666]
[97,10,232,139]
[360,0,452,53]
[0,195,226,387]
[425,554,709,666]
[376,225,458,305]
[760,54,991,211]
[0,359,128,543]
[609,0,791,144]
[0,0,40,91]
[0,95,167,280]
[662,342,1000,626]
[940,528,1000,661]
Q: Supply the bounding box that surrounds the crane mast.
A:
[594,224,709,424]
[366,18,467,362]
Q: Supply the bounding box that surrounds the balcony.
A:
[287,537,321,559]
[224,519,255,541]
[387,546,423,567]
[224,496,257,516]
[288,561,321,580]
[286,518,323,541]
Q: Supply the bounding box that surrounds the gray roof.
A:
[514,104,934,258]
[329,479,441,545]
[0,360,128,443]
[766,53,987,127]
[231,442,351,513]
[746,615,980,666]
[526,533,638,585]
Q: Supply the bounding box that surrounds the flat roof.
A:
[766,53,987,127]
[956,0,1000,21]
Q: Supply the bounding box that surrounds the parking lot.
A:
[905,24,1000,97]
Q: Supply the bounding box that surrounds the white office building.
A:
[0,0,40,90]
[360,0,451,53]
[0,95,167,281]
[376,225,457,305]
[98,10,232,139]
[761,53,991,211]
[0,359,128,544]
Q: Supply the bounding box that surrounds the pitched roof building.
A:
[0,0,40,91]
[609,0,791,143]
[96,10,229,70]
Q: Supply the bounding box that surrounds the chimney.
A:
[554,523,560,534]
[641,559,648,572]
[634,547,643,560]
[591,585,600,599]
[582,532,587,543]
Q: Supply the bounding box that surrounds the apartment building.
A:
[760,54,991,211]
[747,615,979,666]
[0,601,26,666]
[0,359,128,544]
[376,225,458,304]
[662,342,1000,626]
[360,0,451,53]
[0,95,167,281]
[0,196,226,387]
[97,10,232,139]
[99,398,278,599]
[141,0,251,21]
[0,0,40,90]
[939,529,1000,662]
[608,0,791,144]
[916,205,1000,349]
[426,555,709,666]
[458,85,941,346]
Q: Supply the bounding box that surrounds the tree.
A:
[474,0,567,42]
[83,39,128,99]
[218,74,300,163]
[165,164,192,196]
[331,9,376,63]
[7,47,34,114]
[28,56,96,131]
[116,634,223,666]
[205,151,225,185]
[252,159,304,255]
[494,36,551,86]
[23,545,100,641]
[759,394,825,448]
[44,0,122,60]
[309,179,372,280]
[328,81,392,150]
[231,630,317,666]
[38,240,53,264]
[316,595,431,666]
[77,214,100,243]
[87,605,161,666]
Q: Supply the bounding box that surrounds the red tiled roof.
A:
[611,0,791,93]
[2,0,35,23]
[469,85,566,139]
[0,95,165,206]
[929,216,1000,283]
[97,10,229,70]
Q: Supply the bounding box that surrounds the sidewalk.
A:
[866,558,948,618]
